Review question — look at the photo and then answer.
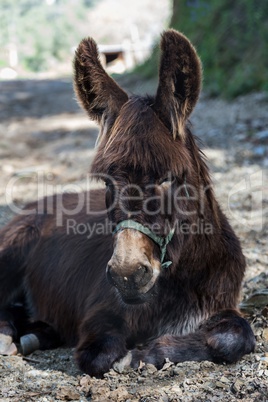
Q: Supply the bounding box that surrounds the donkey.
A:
[0,29,255,377]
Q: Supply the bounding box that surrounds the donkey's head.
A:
[74,30,207,304]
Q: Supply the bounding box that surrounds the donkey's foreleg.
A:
[75,310,128,378]
[130,310,255,369]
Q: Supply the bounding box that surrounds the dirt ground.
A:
[0,77,267,401]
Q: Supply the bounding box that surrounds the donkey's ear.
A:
[154,29,202,139]
[74,38,128,124]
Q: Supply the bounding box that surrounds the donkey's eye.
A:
[159,176,175,186]
[104,179,113,188]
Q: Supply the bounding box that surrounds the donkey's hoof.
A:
[113,351,132,373]
[20,333,40,355]
[0,334,18,355]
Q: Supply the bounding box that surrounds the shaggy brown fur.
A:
[0,30,255,377]
[154,29,202,139]
[73,37,128,125]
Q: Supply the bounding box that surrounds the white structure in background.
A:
[0,43,18,79]
[98,24,153,73]
[8,43,18,68]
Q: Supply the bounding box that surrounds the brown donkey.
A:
[0,30,255,377]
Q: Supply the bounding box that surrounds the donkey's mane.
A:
[91,96,210,187]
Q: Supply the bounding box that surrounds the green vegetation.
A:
[0,0,94,72]
[1,0,267,97]
[136,0,268,98]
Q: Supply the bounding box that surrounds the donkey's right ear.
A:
[73,38,128,124]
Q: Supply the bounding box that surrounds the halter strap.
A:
[113,219,175,269]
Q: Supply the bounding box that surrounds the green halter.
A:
[113,219,175,269]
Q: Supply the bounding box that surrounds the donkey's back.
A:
[0,190,112,322]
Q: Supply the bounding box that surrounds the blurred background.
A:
[1,0,267,97]
[0,0,170,78]
[0,0,267,250]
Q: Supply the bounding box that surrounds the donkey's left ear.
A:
[154,29,202,139]
[74,37,128,124]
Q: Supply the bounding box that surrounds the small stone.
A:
[260,356,268,368]
[173,366,183,375]
[240,290,268,313]
[262,328,268,341]
[203,382,216,390]
[200,361,216,369]
[137,376,145,383]
[109,386,129,401]
[80,375,91,387]
[128,388,137,395]
[170,385,183,395]
[161,358,174,371]
[232,379,244,393]
[215,381,229,389]
[140,369,148,377]
[55,385,80,401]
[221,376,230,383]
[145,363,158,374]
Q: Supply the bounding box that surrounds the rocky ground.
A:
[0,78,267,401]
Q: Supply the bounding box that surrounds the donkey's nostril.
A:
[133,264,152,287]
[137,265,149,279]
[138,265,148,272]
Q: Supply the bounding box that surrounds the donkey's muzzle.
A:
[106,261,154,303]
[106,228,161,303]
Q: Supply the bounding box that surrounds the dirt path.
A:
[0,79,267,401]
